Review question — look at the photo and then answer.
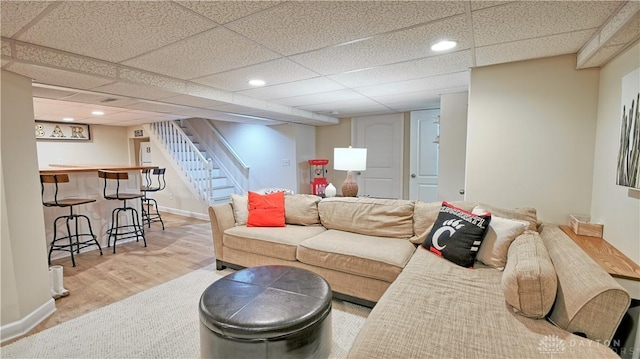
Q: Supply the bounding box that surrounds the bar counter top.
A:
[39,164,157,174]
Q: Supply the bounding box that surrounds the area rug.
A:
[1,265,370,358]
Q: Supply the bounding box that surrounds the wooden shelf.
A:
[560,225,640,281]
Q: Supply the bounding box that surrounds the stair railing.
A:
[149,121,214,201]
[182,119,249,194]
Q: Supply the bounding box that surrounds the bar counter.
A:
[39,164,157,261]
[39,164,157,174]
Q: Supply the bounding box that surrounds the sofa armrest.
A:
[541,225,630,342]
[208,204,236,263]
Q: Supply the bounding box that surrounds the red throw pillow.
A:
[246,191,285,227]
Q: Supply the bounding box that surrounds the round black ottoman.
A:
[199,265,332,359]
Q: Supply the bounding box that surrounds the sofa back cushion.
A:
[502,231,557,318]
[318,197,414,238]
[284,194,321,225]
[477,203,539,232]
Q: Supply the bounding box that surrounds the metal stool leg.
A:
[64,216,76,267]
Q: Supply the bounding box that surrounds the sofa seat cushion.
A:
[347,248,619,359]
[224,225,326,261]
[296,229,416,283]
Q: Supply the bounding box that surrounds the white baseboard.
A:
[157,206,208,221]
[1,298,56,344]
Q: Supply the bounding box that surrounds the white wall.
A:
[591,41,640,296]
[294,124,316,194]
[439,92,468,200]
[212,121,299,193]
[1,70,54,335]
[466,55,600,224]
[36,125,129,168]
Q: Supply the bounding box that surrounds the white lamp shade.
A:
[334,148,367,171]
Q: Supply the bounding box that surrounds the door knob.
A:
[411,173,416,178]
[459,189,465,195]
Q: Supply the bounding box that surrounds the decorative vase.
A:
[325,183,337,197]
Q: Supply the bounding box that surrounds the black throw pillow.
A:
[422,201,492,268]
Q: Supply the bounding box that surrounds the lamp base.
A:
[341,171,359,197]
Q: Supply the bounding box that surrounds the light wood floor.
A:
[3,212,213,346]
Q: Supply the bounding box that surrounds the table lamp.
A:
[333,147,367,197]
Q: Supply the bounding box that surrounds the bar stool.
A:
[40,174,103,267]
[98,170,146,253]
[141,168,166,230]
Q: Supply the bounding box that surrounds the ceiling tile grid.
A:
[475,29,596,67]
[193,58,319,91]
[238,77,347,100]
[7,62,114,90]
[176,1,283,25]
[1,1,638,126]
[289,14,471,75]
[272,89,368,108]
[225,1,466,56]
[13,41,118,78]
[122,27,281,80]
[15,1,218,63]
[328,50,472,88]
[354,71,470,97]
[0,1,53,38]
[471,1,621,47]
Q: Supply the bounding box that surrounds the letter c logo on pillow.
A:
[431,226,455,250]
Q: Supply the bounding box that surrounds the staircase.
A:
[148,120,239,204]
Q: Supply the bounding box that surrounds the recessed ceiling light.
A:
[431,40,457,52]
[62,117,74,122]
[248,79,266,87]
[91,110,105,116]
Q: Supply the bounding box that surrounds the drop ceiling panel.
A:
[329,50,472,88]
[239,77,346,100]
[354,72,469,97]
[298,97,386,112]
[0,1,53,38]
[226,1,465,56]
[177,1,282,25]
[273,89,367,107]
[581,45,626,69]
[17,1,217,62]
[290,14,470,75]
[62,93,141,108]
[122,27,280,80]
[156,94,229,109]
[92,82,181,101]
[606,12,640,46]
[475,30,594,67]
[193,58,319,92]
[387,97,442,110]
[7,62,114,89]
[472,1,621,47]
[126,101,189,115]
[31,87,79,100]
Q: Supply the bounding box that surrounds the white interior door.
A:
[353,114,403,199]
[409,110,439,202]
[140,142,152,165]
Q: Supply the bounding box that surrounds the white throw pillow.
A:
[230,194,248,226]
[472,206,528,270]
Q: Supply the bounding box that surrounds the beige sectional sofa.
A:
[208,195,630,358]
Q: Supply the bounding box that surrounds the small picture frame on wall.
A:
[35,120,91,141]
